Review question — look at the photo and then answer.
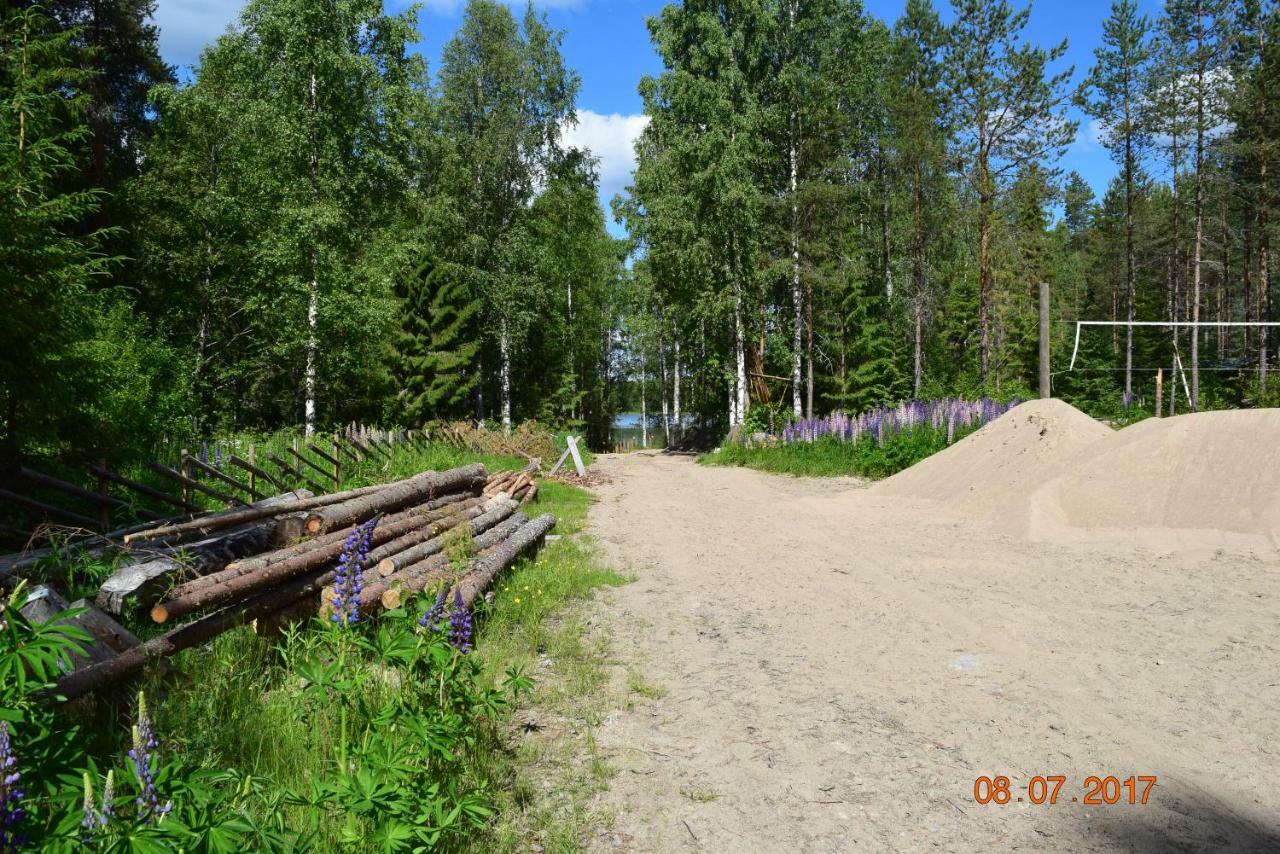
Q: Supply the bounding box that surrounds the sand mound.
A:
[875,398,1280,552]
[872,398,1112,514]
[1022,409,1280,551]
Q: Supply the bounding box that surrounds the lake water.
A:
[610,412,695,449]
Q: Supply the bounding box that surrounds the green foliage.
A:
[703,423,983,479]
[395,256,481,423]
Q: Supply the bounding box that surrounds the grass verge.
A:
[12,450,627,851]
[699,425,983,479]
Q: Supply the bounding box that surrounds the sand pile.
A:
[871,398,1112,514]
[1021,409,1280,551]
[875,398,1280,552]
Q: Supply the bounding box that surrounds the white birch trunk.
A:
[305,262,317,438]
[734,286,747,427]
[790,127,802,420]
[641,370,648,447]
[305,70,319,438]
[499,318,512,433]
[672,337,681,439]
[659,339,670,445]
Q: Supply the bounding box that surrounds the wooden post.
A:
[179,449,191,507]
[1155,368,1164,418]
[247,445,257,497]
[1038,280,1051,399]
[332,437,341,490]
[567,436,586,477]
[96,457,110,532]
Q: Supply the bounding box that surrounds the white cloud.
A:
[561,109,649,206]
[154,0,245,71]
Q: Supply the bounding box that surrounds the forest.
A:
[3,0,1279,467]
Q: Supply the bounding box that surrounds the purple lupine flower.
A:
[419,586,448,631]
[0,722,26,851]
[214,442,223,470]
[127,693,172,823]
[448,591,473,653]
[200,441,208,465]
[331,516,379,626]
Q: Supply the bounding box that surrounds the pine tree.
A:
[1081,0,1151,398]
[945,0,1077,386]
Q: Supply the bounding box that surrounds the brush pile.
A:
[1,464,554,700]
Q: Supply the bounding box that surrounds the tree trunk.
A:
[805,272,814,418]
[449,514,557,610]
[659,334,670,445]
[304,464,485,534]
[672,337,681,440]
[306,70,319,437]
[499,318,512,433]
[790,111,803,419]
[1124,94,1135,398]
[734,281,748,427]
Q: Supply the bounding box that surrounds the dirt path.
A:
[584,452,1280,853]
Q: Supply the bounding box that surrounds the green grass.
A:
[16,441,628,850]
[108,473,630,851]
[699,425,978,479]
[468,480,631,851]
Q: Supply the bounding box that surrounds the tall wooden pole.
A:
[1039,280,1051,399]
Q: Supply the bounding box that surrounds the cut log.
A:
[251,595,319,637]
[151,498,480,623]
[364,503,483,570]
[123,483,385,544]
[378,512,528,610]
[303,464,485,535]
[96,490,314,614]
[323,501,520,616]
[222,493,477,579]
[449,514,557,610]
[20,586,140,670]
[519,483,538,506]
[374,499,515,577]
[52,558,346,699]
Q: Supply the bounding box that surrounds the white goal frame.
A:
[1067,320,1280,371]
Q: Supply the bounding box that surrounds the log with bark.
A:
[20,585,140,670]
[373,498,515,578]
[319,499,518,613]
[377,511,529,611]
[123,483,387,544]
[220,493,477,579]
[150,496,482,623]
[302,464,484,535]
[53,559,346,700]
[95,491,313,614]
[449,514,557,610]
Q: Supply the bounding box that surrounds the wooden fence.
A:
[0,425,429,552]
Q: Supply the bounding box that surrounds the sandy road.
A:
[585,451,1280,853]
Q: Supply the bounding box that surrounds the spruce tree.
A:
[396,256,481,423]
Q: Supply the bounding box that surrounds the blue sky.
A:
[153,0,1168,235]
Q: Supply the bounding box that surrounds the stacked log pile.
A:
[0,464,555,700]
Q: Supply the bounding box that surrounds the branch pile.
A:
[0,464,555,700]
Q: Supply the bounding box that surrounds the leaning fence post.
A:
[179,448,191,507]
[96,457,110,531]
[247,445,257,498]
